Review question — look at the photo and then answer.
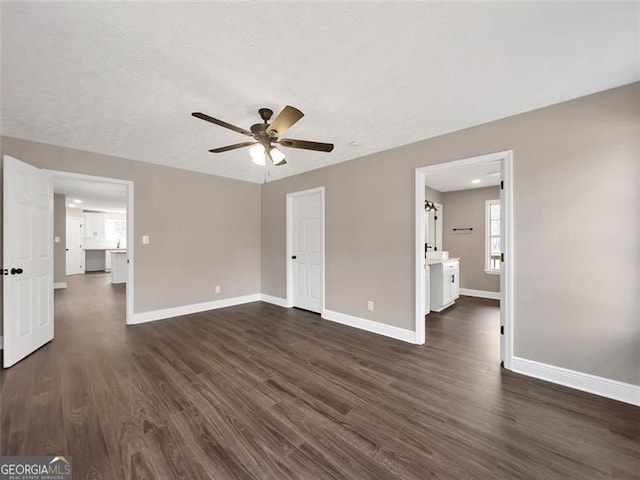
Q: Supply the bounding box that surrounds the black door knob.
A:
[291,255,297,260]
[11,268,23,275]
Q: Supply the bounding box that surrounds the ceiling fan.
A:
[192,106,334,166]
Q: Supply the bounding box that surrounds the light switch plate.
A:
[142,235,150,245]
[54,236,60,243]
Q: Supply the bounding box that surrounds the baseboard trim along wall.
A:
[260,294,293,308]
[459,288,500,300]
[512,357,640,407]
[322,309,417,344]
[54,282,67,290]
[130,294,262,325]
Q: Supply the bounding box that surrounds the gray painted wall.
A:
[442,186,500,293]
[1,138,261,323]
[261,82,640,385]
[425,186,442,204]
[53,194,66,285]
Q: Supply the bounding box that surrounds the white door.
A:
[66,216,85,275]
[3,156,54,368]
[291,191,323,313]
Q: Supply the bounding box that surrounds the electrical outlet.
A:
[54,236,60,243]
[215,285,221,294]
[142,235,150,245]
[367,301,374,312]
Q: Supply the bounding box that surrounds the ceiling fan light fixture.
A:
[269,146,286,165]
[249,144,266,166]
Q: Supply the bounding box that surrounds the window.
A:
[485,199,501,274]
[105,217,127,247]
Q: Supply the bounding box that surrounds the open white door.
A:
[291,190,323,313]
[3,155,54,368]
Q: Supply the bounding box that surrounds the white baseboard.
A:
[322,309,417,344]
[54,282,67,290]
[260,294,293,308]
[512,357,640,407]
[130,294,261,325]
[459,288,500,300]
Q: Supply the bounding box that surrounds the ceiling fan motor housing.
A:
[250,122,274,146]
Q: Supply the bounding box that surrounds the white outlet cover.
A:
[142,235,150,245]
[367,301,374,312]
[54,236,60,243]
[215,285,221,294]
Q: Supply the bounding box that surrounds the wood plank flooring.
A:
[1,274,639,479]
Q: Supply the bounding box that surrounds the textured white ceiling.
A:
[54,176,127,213]
[2,2,638,183]
[425,162,502,193]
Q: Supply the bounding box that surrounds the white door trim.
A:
[415,151,514,370]
[45,169,134,325]
[286,187,325,312]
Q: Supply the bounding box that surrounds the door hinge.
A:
[500,252,504,262]
[500,325,504,335]
[500,180,504,190]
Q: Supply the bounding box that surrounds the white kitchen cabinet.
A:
[429,260,460,312]
[84,212,106,239]
[111,251,127,284]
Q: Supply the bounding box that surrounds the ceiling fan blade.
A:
[192,112,253,137]
[208,141,257,153]
[278,138,334,152]
[267,105,304,137]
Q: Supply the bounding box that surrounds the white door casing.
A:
[287,188,324,313]
[66,215,84,275]
[3,156,54,368]
[415,151,513,366]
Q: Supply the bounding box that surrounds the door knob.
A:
[291,255,297,259]
[11,268,23,275]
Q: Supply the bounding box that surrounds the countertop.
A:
[426,257,460,266]
[110,250,127,254]
[85,247,127,251]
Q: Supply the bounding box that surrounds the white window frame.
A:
[485,199,501,275]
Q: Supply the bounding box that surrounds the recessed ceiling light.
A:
[471,179,482,184]
[487,171,501,177]
[73,199,82,204]
[67,204,76,208]
[350,141,360,147]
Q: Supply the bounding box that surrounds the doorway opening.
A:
[286,187,325,314]
[50,170,134,325]
[415,151,513,369]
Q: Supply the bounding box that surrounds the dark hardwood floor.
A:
[1,275,638,479]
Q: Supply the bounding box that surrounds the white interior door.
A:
[3,155,54,368]
[291,191,323,313]
[66,215,84,275]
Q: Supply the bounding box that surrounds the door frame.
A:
[46,169,135,325]
[285,187,325,312]
[414,151,514,370]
